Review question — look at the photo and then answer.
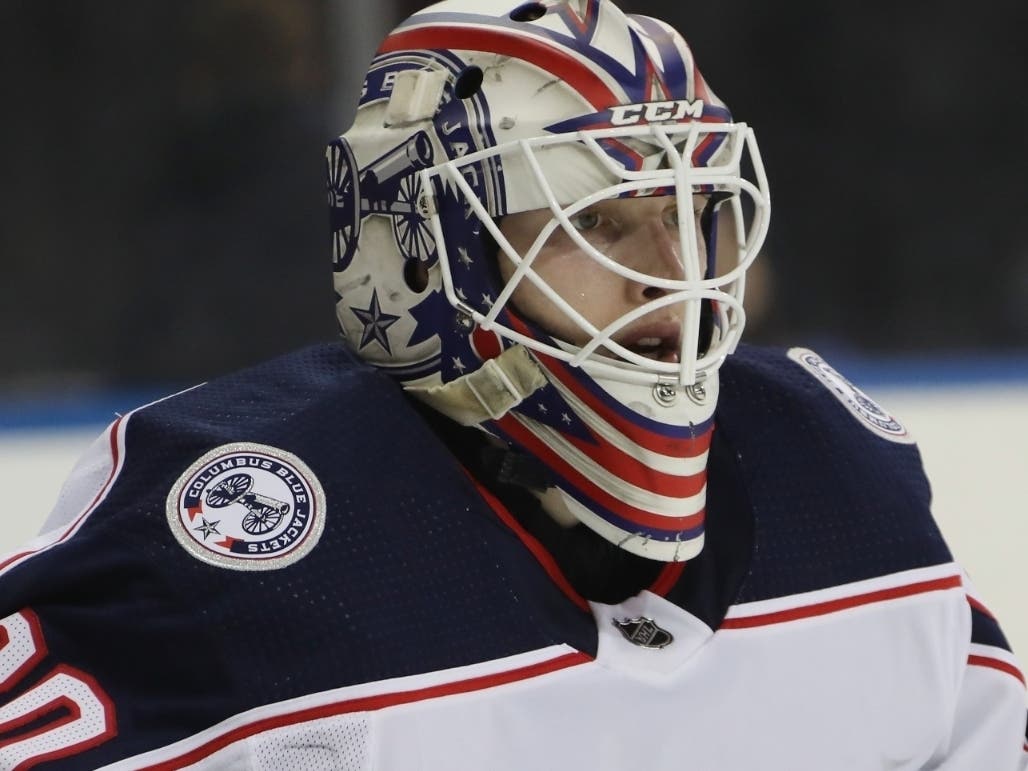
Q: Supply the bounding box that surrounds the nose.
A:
[622,213,704,301]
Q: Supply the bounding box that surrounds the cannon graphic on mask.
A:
[328,131,438,272]
[205,473,290,536]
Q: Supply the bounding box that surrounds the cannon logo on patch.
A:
[167,443,326,570]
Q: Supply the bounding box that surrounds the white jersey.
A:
[110,570,1022,770]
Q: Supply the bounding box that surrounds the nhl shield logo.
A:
[612,617,674,649]
[166,443,326,571]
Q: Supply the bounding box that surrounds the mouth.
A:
[627,339,680,363]
[615,322,682,363]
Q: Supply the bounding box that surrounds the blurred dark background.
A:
[2,0,1026,403]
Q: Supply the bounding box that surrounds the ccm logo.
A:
[609,100,705,126]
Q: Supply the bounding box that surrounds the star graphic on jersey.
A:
[457,247,473,267]
[561,413,573,424]
[481,293,494,308]
[538,403,548,414]
[455,286,468,301]
[351,289,400,353]
[452,356,467,374]
[194,518,221,540]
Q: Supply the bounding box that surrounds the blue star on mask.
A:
[351,289,401,353]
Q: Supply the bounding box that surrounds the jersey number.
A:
[0,609,116,770]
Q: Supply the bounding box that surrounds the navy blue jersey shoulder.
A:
[0,344,596,769]
[715,344,952,603]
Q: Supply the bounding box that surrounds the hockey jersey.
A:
[0,343,1024,770]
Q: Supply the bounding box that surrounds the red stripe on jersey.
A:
[722,575,963,630]
[649,561,686,597]
[497,413,705,532]
[476,470,688,600]
[0,416,124,574]
[136,651,593,771]
[469,474,590,613]
[967,655,1026,688]
[379,26,618,108]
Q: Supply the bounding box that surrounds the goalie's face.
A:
[497,194,709,364]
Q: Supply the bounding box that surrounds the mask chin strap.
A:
[405,344,548,427]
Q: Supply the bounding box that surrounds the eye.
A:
[569,211,602,231]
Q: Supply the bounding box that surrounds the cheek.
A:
[505,250,619,345]
[521,248,605,306]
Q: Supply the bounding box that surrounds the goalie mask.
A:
[328,0,770,561]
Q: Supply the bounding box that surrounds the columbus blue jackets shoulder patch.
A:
[787,347,914,443]
[166,442,326,570]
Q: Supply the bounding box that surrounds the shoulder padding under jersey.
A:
[714,344,953,603]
